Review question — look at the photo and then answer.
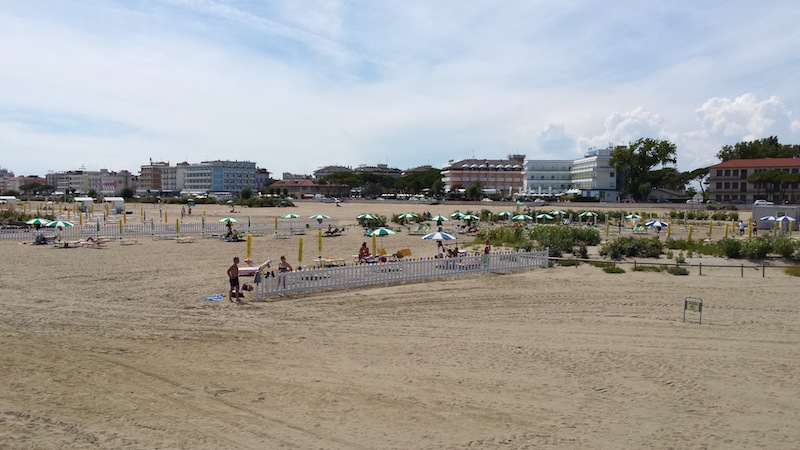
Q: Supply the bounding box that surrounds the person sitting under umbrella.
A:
[358,242,372,262]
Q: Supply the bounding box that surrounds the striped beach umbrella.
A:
[428,215,449,222]
[450,212,464,219]
[398,213,418,220]
[461,214,480,221]
[26,218,51,226]
[357,213,377,220]
[512,214,533,221]
[280,213,299,219]
[421,231,456,241]
[535,213,554,220]
[309,214,330,220]
[48,220,74,228]
[219,217,240,223]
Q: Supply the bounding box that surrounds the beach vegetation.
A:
[784,266,800,277]
[675,252,686,263]
[557,258,581,267]
[602,265,625,273]
[633,264,667,272]
[589,261,614,268]
[716,239,743,258]
[599,236,662,259]
[742,236,774,259]
[667,266,690,275]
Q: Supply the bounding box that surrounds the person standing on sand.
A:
[228,257,241,302]
[277,255,293,291]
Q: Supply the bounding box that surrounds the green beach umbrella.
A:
[26,218,51,226]
[280,213,299,219]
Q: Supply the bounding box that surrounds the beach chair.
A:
[393,248,412,259]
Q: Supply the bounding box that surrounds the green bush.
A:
[667,266,690,275]
[785,266,800,277]
[716,238,743,258]
[676,252,686,264]
[603,266,625,274]
[743,237,773,259]
[633,264,667,272]
[526,225,600,258]
[590,261,614,268]
[558,258,581,267]
[599,236,662,259]
[772,237,795,258]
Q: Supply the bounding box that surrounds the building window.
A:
[716,182,722,189]
[724,169,731,176]
[732,169,739,176]
[724,182,730,189]
[716,170,722,176]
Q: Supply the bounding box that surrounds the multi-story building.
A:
[45,168,133,196]
[570,146,618,201]
[181,160,256,193]
[255,168,272,192]
[161,162,190,194]
[522,146,620,200]
[442,155,525,197]
[0,167,14,192]
[138,161,170,195]
[354,163,402,177]
[523,159,573,195]
[707,158,800,204]
[314,165,353,180]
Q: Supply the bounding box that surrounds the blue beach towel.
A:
[202,293,226,302]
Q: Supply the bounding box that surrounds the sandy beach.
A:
[1,200,798,448]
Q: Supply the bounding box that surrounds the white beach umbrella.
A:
[48,220,74,228]
[774,215,796,222]
[759,216,777,221]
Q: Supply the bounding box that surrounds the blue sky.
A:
[1,1,799,177]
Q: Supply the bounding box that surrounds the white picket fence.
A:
[254,249,549,299]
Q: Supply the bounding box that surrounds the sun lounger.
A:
[239,260,271,276]
[408,225,429,235]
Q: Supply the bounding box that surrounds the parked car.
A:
[753,199,774,205]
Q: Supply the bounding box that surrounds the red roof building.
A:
[707,158,800,204]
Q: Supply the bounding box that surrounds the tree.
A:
[120,187,135,199]
[716,136,800,161]
[240,187,253,200]
[610,138,678,201]
[465,181,483,201]
[687,168,710,195]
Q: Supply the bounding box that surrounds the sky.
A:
[2,1,799,178]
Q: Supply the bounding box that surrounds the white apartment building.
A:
[523,146,619,200]
[523,160,573,195]
[570,147,617,200]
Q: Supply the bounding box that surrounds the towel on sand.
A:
[202,294,225,302]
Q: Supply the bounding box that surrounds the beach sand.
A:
[1,200,798,448]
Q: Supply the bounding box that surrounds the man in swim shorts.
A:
[228,257,240,302]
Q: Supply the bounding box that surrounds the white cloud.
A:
[0,2,799,178]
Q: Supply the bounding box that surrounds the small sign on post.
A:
[683,297,703,324]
